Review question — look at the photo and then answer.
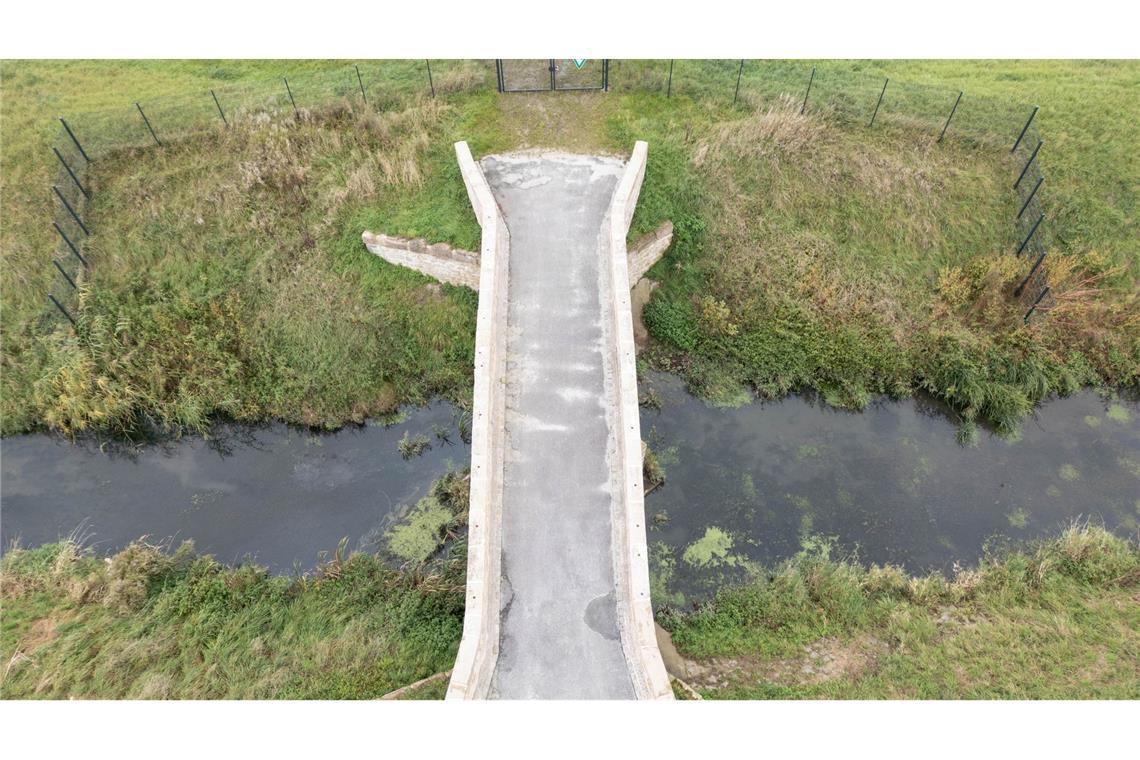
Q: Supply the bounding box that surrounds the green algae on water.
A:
[1059,463,1081,482]
[1007,506,1030,529]
[1106,404,1132,423]
[681,526,755,571]
[385,495,452,564]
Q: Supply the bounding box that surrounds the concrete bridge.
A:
[364,141,673,699]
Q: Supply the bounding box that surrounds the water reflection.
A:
[1,401,468,573]
[640,371,1140,605]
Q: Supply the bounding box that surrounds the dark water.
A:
[4,376,1138,598]
[640,371,1140,605]
[0,401,468,573]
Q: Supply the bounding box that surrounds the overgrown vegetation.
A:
[383,470,469,564]
[2,60,1137,437]
[0,538,465,699]
[660,523,1140,698]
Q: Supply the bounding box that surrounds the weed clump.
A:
[397,431,432,459]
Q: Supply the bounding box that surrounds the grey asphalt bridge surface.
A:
[480,153,635,699]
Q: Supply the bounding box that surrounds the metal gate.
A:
[496,59,609,93]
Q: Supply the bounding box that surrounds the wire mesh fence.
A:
[1009,108,1054,323]
[39,59,1055,333]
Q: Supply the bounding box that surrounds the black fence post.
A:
[52,185,89,236]
[54,222,88,266]
[496,60,504,93]
[801,66,816,115]
[59,117,91,164]
[355,65,368,104]
[48,295,77,328]
[548,59,555,91]
[603,59,609,92]
[667,60,673,98]
[733,59,744,107]
[284,77,298,116]
[937,91,962,143]
[1017,176,1045,219]
[1014,250,1047,297]
[869,77,889,127]
[1012,105,1039,153]
[53,259,78,290]
[1014,140,1043,189]
[135,102,161,147]
[1017,213,1045,256]
[427,60,436,98]
[1024,286,1050,324]
[210,89,228,126]
[53,147,89,198]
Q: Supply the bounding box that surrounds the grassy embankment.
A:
[626,60,1139,435]
[0,471,470,699]
[662,524,1140,698]
[1,60,486,435]
[4,520,1135,699]
[2,60,1136,438]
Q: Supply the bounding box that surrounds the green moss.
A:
[1084,415,1103,428]
[1059,463,1081,482]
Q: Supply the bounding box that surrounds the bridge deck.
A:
[481,153,635,699]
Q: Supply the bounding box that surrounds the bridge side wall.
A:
[446,141,509,700]
[603,141,674,700]
[627,220,673,284]
[361,231,481,290]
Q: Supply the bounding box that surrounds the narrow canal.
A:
[2,375,1137,605]
[0,401,468,573]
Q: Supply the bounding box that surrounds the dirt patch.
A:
[495,92,617,154]
[669,633,890,692]
[413,282,444,305]
[21,617,61,653]
[3,616,66,681]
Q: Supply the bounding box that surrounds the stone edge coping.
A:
[606,141,675,700]
[445,141,508,700]
[361,231,479,263]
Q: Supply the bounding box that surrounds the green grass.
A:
[661,524,1140,698]
[1,60,1136,436]
[0,539,465,699]
[2,63,489,435]
[613,60,1139,431]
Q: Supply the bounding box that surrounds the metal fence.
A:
[40,60,486,332]
[1009,108,1053,323]
[496,59,609,92]
[40,59,1055,332]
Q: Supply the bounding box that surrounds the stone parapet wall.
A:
[627,220,673,284]
[361,231,480,290]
